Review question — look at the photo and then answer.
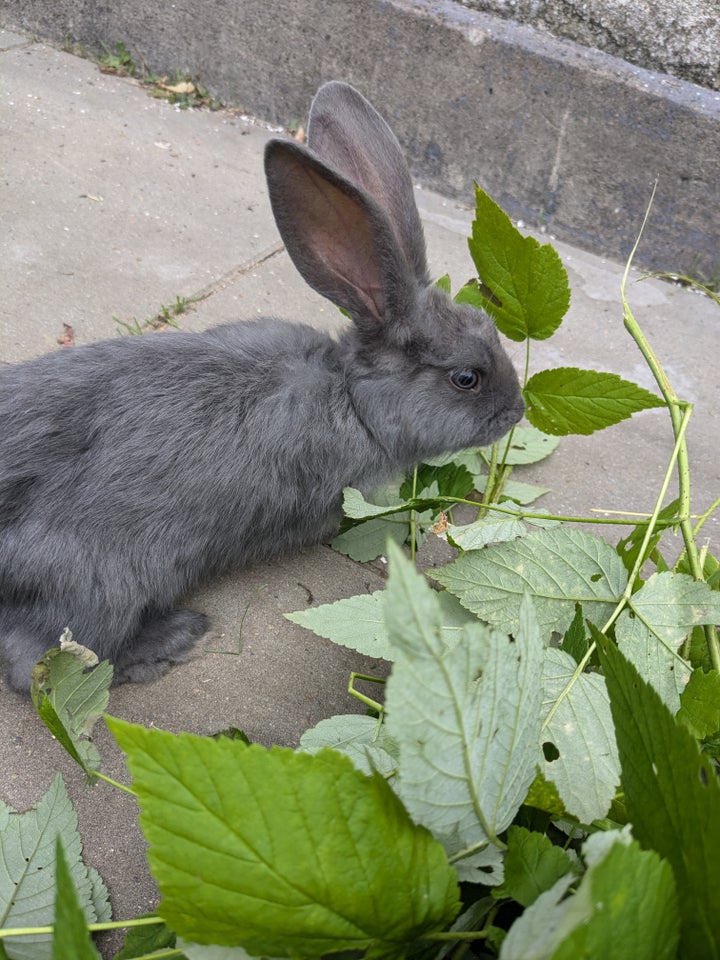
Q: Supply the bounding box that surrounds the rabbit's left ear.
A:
[307,81,429,286]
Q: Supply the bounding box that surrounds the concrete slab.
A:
[0,40,718,958]
[1,3,718,278]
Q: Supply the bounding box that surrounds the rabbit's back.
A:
[0,320,369,592]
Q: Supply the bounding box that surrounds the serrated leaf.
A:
[628,571,720,641]
[468,187,570,342]
[286,591,390,659]
[400,462,475,501]
[677,669,720,738]
[31,645,113,777]
[0,776,109,960]
[482,426,561,465]
[597,636,720,958]
[445,506,527,550]
[500,829,679,960]
[52,841,100,960]
[493,826,575,907]
[108,718,460,955]
[384,545,543,882]
[541,648,619,823]
[286,588,477,662]
[615,610,691,714]
[560,603,589,664]
[523,773,566,818]
[475,475,550,505]
[524,368,665,436]
[113,917,177,960]
[299,715,398,777]
[332,517,409,561]
[434,528,627,636]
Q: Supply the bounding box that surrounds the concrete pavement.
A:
[1,32,718,955]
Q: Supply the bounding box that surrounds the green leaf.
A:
[475,475,550,505]
[468,187,570,342]
[627,571,720,640]
[596,636,720,958]
[299,715,399,777]
[384,545,543,882]
[560,603,589,664]
[524,368,665,436]
[615,499,679,577]
[523,773,566,819]
[493,826,575,907]
[434,528,627,637]
[445,506,528,550]
[31,641,113,777]
[615,610,691,714]
[286,588,477,662]
[286,591,390,658]
[399,462,475,501]
[541,648,619,823]
[677,669,720,738]
[332,516,409,562]
[52,841,100,960]
[482,426,561,465]
[108,718,460,955]
[113,918,177,959]
[500,828,679,960]
[0,776,110,960]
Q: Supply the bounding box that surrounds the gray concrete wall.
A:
[458,0,720,91]
[2,0,718,280]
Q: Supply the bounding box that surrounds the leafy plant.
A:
[1,187,719,959]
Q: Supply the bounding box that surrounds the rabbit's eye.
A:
[449,369,479,391]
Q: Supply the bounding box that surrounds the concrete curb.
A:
[2,0,718,279]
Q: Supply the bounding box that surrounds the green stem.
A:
[0,915,164,939]
[422,930,486,942]
[92,771,136,795]
[621,189,720,671]
[347,672,385,713]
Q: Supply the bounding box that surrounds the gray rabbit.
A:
[0,81,524,692]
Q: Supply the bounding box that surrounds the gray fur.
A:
[0,82,524,692]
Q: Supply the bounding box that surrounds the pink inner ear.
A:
[299,166,386,322]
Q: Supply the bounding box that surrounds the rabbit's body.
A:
[0,82,524,691]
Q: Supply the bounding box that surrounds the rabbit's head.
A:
[264,82,524,466]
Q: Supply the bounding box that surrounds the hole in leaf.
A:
[542,741,560,762]
[590,573,602,582]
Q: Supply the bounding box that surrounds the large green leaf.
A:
[597,636,720,958]
[524,368,664,435]
[108,718,460,956]
[434,528,627,636]
[384,545,543,882]
[467,187,570,342]
[0,776,109,960]
[541,649,619,824]
[500,829,679,960]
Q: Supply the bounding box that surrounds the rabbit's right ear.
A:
[306,82,429,287]
[264,139,419,335]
